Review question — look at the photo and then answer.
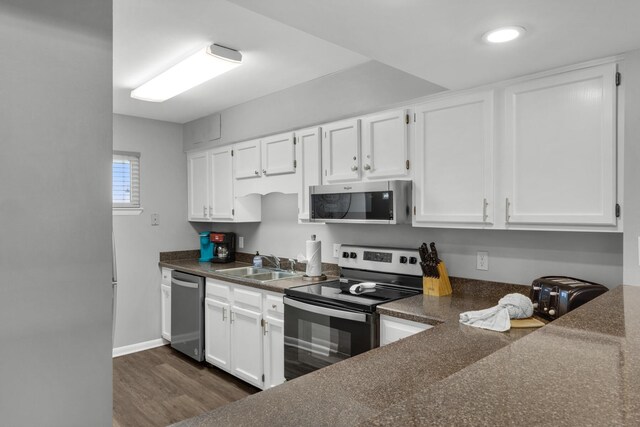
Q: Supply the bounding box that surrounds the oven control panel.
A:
[338,245,422,276]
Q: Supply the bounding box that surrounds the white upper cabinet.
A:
[209,146,234,220]
[503,63,617,226]
[296,127,322,221]
[414,91,495,225]
[234,139,262,180]
[187,150,210,221]
[361,109,410,180]
[262,132,296,176]
[322,118,361,183]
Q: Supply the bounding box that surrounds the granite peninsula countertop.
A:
[158,258,337,294]
[173,278,633,427]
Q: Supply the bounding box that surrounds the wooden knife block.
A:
[423,262,452,297]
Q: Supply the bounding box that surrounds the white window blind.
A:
[112,151,141,208]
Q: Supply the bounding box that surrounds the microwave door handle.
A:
[284,297,367,323]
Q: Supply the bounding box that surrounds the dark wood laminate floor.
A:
[113,345,258,427]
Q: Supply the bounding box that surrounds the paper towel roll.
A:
[305,235,322,277]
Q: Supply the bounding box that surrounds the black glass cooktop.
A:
[285,279,420,313]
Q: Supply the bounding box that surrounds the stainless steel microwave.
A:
[309,180,412,224]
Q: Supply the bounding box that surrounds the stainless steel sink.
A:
[216,266,302,282]
[216,266,272,277]
[244,271,301,281]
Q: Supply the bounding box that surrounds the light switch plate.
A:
[238,236,244,249]
[151,213,159,226]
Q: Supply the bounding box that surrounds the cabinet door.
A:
[161,284,171,341]
[414,91,494,224]
[204,298,231,371]
[361,109,409,180]
[504,64,617,226]
[322,119,361,183]
[234,140,262,179]
[296,127,322,221]
[262,132,295,176]
[230,305,264,388]
[262,294,285,389]
[187,150,210,221]
[209,146,234,220]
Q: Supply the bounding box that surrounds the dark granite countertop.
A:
[176,278,592,427]
[159,258,337,294]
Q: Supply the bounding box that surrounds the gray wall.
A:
[228,194,623,287]
[113,114,199,349]
[623,49,640,285]
[184,60,445,150]
[0,1,113,426]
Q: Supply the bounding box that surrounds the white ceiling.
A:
[113,0,368,123]
[115,0,640,124]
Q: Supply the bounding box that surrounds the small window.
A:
[112,151,140,209]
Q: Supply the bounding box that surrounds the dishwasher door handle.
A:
[171,278,199,289]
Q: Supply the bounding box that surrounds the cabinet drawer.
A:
[232,284,262,311]
[161,267,173,285]
[206,278,231,301]
[380,314,433,346]
[264,292,284,316]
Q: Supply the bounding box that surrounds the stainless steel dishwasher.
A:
[171,271,205,362]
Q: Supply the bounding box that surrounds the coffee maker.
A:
[210,232,236,263]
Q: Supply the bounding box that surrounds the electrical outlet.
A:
[238,236,244,249]
[151,213,159,226]
[333,243,341,258]
[477,251,489,271]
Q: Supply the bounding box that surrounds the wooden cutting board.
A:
[510,317,545,328]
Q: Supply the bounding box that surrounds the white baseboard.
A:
[112,338,169,358]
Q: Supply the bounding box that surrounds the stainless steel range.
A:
[284,245,423,380]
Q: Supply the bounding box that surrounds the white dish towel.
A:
[459,293,533,332]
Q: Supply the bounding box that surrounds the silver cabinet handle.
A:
[263,320,268,335]
[222,307,227,321]
[203,205,206,216]
[262,169,267,175]
[363,164,371,171]
[505,198,511,223]
[351,165,358,171]
[254,170,259,175]
[482,198,488,222]
[209,206,212,217]
[230,310,235,323]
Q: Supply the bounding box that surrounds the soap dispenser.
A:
[253,251,262,268]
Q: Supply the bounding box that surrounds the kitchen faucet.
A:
[288,258,296,273]
[261,254,281,270]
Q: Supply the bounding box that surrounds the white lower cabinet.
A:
[160,268,173,341]
[262,293,285,389]
[380,314,433,346]
[204,297,231,371]
[204,278,285,390]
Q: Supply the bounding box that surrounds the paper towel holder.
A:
[303,234,327,281]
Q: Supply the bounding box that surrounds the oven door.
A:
[283,296,377,380]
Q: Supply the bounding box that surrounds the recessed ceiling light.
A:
[131,44,243,102]
[482,26,526,44]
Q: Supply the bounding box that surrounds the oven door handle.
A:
[284,297,367,323]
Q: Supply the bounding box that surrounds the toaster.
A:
[530,276,608,320]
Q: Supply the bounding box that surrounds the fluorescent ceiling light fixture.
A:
[131,44,243,102]
[482,26,526,44]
